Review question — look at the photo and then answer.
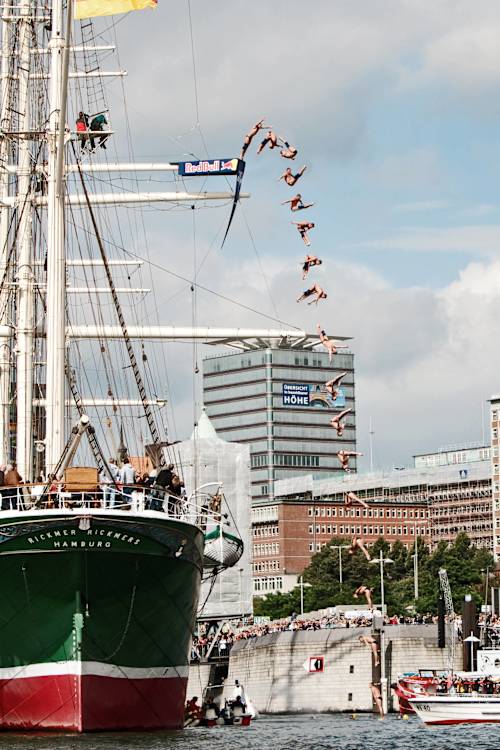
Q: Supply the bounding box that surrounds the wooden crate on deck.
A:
[64,466,99,492]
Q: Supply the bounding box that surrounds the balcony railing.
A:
[0,482,226,530]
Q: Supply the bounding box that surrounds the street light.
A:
[330,544,350,587]
[369,550,393,616]
[298,576,312,616]
[411,520,427,602]
[464,632,480,672]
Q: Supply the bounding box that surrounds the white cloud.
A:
[354,224,500,255]
[127,242,500,468]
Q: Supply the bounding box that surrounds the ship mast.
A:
[15,0,36,481]
[0,0,13,466]
[44,0,69,474]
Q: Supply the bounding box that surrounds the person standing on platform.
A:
[119,457,136,504]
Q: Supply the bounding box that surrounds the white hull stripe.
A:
[0,661,189,681]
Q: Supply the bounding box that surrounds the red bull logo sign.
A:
[177,158,240,176]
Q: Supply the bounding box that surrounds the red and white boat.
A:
[410,694,500,725]
[392,671,442,715]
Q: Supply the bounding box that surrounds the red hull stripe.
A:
[425,719,500,725]
[0,672,187,730]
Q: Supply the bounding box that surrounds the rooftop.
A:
[270,460,491,502]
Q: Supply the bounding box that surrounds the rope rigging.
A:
[71,144,165,465]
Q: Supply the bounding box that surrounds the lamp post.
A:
[369,550,393,616]
[330,544,350,587]
[369,550,393,714]
[412,520,426,602]
[298,576,312,616]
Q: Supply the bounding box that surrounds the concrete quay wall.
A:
[186,662,212,701]
[221,625,462,713]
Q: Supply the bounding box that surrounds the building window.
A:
[309,542,314,551]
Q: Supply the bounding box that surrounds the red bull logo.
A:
[177,158,239,176]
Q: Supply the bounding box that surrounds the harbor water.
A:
[0,714,498,750]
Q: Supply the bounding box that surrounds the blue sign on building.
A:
[282,383,310,407]
[282,382,345,409]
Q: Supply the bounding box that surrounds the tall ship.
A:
[0,0,266,731]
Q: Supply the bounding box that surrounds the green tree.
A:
[253,533,495,620]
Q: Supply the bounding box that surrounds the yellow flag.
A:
[75,0,156,20]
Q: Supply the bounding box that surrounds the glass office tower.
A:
[203,345,356,503]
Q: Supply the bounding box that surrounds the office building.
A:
[414,443,491,469]
[252,449,492,596]
[490,396,500,560]
[203,338,355,505]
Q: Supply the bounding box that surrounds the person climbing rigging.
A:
[279,165,307,186]
[296,283,327,305]
[76,111,90,150]
[282,193,314,212]
[240,118,272,159]
[89,113,108,150]
[293,220,315,246]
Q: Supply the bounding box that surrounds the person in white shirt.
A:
[100,458,120,508]
[119,457,136,503]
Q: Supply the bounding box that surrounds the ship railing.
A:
[0,483,228,529]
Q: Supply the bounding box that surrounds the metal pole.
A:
[44,0,69,472]
[300,576,304,616]
[339,546,343,587]
[380,550,385,615]
[15,0,34,481]
[414,527,419,601]
[0,0,12,465]
[369,416,374,472]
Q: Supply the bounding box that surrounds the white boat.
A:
[411,694,500,725]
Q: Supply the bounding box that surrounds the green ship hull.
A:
[0,511,204,730]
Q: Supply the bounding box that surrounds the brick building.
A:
[253,452,493,596]
[490,395,500,560]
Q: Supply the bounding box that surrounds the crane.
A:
[439,568,456,673]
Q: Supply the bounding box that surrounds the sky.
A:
[84,1,500,471]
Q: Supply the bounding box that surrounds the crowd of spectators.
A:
[191,610,444,661]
